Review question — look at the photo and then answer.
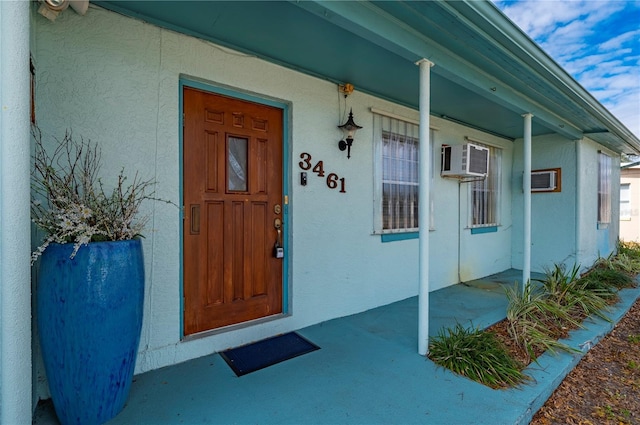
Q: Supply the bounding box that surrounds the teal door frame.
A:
[178,77,291,338]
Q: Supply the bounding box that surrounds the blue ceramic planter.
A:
[37,239,144,425]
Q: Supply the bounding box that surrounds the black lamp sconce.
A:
[338,109,362,159]
[337,83,362,159]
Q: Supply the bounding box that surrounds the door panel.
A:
[183,87,283,335]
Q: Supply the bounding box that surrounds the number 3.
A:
[299,152,312,170]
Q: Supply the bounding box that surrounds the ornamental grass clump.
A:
[617,240,640,264]
[579,267,632,295]
[505,282,577,363]
[31,128,161,263]
[430,246,640,389]
[592,246,640,283]
[537,263,611,322]
[429,322,527,389]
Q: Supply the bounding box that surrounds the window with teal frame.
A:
[373,112,434,236]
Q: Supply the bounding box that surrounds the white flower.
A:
[79,205,92,219]
[60,217,74,231]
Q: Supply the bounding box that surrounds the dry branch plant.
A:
[31,128,162,263]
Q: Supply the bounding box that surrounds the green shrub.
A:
[429,323,527,388]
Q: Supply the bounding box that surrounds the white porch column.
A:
[522,113,533,290]
[575,139,583,266]
[0,1,33,423]
[417,59,433,356]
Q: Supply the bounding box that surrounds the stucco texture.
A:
[32,4,517,399]
[511,135,620,273]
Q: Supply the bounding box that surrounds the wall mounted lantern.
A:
[38,0,89,21]
[338,108,362,159]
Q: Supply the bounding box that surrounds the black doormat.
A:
[220,332,320,377]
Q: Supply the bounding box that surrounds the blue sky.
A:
[492,0,640,138]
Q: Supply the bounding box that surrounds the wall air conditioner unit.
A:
[530,168,561,192]
[441,143,489,177]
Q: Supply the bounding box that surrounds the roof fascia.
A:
[292,0,583,140]
[458,0,640,152]
[621,161,640,169]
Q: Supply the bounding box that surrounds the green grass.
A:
[428,322,528,388]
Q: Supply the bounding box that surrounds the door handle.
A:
[273,218,284,259]
[274,218,282,246]
[190,204,200,234]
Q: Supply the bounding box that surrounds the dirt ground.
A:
[529,298,640,425]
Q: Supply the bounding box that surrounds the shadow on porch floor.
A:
[33,269,640,425]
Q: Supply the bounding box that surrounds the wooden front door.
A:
[183,87,284,336]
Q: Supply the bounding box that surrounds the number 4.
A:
[312,160,325,177]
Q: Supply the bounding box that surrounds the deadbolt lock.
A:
[274,204,282,214]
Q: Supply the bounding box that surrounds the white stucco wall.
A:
[433,123,513,283]
[511,135,621,273]
[576,138,620,265]
[511,135,578,272]
[32,6,515,399]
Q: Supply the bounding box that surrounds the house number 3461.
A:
[299,152,346,193]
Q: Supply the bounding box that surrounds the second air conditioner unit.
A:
[529,169,560,192]
[441,143,489,178]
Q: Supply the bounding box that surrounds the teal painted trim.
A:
[180,77,286,109]
[281,107,290,315]
[178,79,291,332]
[470,226,498,235]
[466,1,640,150]
[381,232,418,242]
[179,81,185,339]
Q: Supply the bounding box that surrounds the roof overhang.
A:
[94,0,640,154]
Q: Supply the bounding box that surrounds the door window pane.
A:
[227,136,248,192]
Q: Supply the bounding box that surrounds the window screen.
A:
[598,152,612,224]
[470,144,501,227]
[373,113,434,233]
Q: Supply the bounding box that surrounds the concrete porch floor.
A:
[33,269,640,425]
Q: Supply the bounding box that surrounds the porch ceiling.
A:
[94,0,640,154]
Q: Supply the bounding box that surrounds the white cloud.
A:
[493,0,640,138]
[599,29,640,51]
